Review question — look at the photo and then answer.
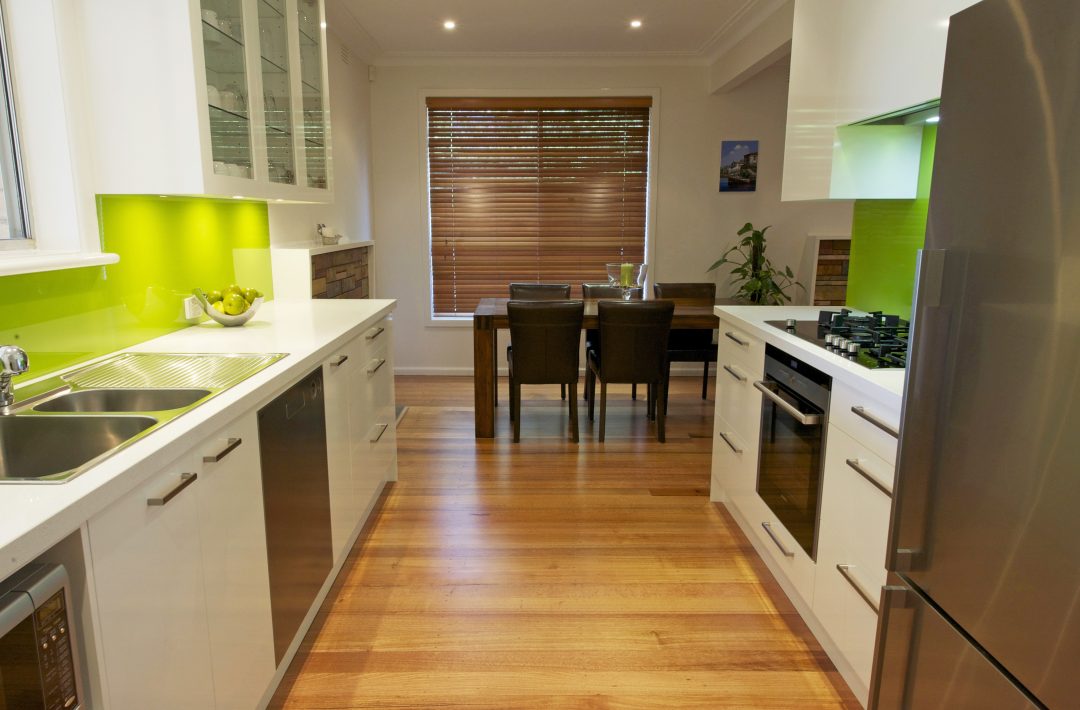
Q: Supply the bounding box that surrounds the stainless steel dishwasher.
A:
[258,367,334,665]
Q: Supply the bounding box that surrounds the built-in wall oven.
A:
[0,563,81,709]
[754,344,831,559]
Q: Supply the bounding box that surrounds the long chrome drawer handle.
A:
[203,438,242,463]
[367,358,387,375]
[851,406,899,439]
[370,422,389,443]
[330,354,349,367]
[718,431,742,454]
[722,364,746,383]
[147,472,197,506]
[754,381,821,426]
[837,564,881,613]
[761,522,795,558]
[366,326,386,341]
[846,458,893,497]
[724,331,749,347]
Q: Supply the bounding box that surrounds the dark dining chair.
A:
[581,283,644,402]
[653,283,718,406]
[586,300,674,443]
[504,283,572,403]
[507,300,584,443]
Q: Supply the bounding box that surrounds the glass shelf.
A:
[203,0,252,171]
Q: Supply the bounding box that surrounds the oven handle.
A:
[753,381,821,426]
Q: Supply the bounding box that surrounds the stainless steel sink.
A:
[2,352,287,483]
[34,388,212,413]
[0,416,158,481]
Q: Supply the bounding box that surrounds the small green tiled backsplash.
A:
[0,195,273,379]
[846,125,938,318]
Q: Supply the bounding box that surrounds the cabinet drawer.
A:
[717,322,765,375]
[830,379,902,465]
[732,492,816,607]
[359,317,392,360]
[715,359,762,444]
[711,414,757,501]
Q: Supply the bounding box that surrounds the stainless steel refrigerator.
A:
[869,0,1080,708]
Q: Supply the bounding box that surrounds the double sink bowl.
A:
[0,352,285,483]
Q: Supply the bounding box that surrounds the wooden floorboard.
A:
[269,376,860,709]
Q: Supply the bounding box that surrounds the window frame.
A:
[0,0,31,245]
[418,88,660,326]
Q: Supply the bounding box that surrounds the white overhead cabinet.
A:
[782,0,977,201]
[74,0,332,201]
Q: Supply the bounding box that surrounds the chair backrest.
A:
[581,283,643,300]
[508,300,584,384]
[653,282,716,305]
[508,283,571,300]
[596,300,674,384]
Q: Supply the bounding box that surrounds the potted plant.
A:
[708,222,802,304]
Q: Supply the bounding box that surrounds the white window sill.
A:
[0,250,120,277]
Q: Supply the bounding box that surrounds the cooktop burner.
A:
[766,309,910,370]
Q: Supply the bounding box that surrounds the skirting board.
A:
[722,500,869,707]
[394,364,715,376]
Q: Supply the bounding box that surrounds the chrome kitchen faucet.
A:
[0,345,28,410]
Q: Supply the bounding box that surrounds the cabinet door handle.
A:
[367,358,386,375]
[836,564,881,613]
[851,405,900,439]
[761,522,795,558]
[366,326,385,341]
[846,458,893,497]
[718,431,742,454]
[724,331,749,347]
[370,422,389,443]
[147,472,197,506]
[203,438,242,463]
[330,354,349,367]
[722,364,746,383]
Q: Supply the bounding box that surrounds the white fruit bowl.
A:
[193,289,263,327]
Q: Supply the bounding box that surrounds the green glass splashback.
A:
[846,125,938,318]
[0,195,273,379]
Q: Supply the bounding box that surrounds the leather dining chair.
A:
[653,283,718,408]
[586,300,674,443]
[507,300,584,443]
[581,283,643,402]
[504,283,572,403]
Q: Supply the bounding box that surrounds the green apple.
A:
[212,300,226,314]
[223,292,248,316]
[242,287,259,304]
[224,283,242,297]
[206,289,224,304]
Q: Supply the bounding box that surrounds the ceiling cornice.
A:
[701,0,791,64]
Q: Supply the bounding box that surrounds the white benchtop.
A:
[716,305,907,403]
[0,299,396,582]
[273,240,374,255]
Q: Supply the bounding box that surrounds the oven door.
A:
[755,376,826,559]
[0,590,47,709]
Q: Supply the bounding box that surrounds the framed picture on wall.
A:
[719,140,759,192]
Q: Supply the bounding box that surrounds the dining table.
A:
[472,296,723,438]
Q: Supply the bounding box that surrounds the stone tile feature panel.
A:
[312,246,370,299]
[812,239,850,306]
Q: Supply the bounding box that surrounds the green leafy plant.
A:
[707,222,802,305]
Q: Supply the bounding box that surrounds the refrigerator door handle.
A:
[869,584,915,710]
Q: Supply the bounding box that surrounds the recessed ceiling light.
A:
[443,19,456,30]
[630,19,643,29]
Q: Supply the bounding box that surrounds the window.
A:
[0,3,28,241]
[426,97,651,317]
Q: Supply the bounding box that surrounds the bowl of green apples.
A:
[193,284,264,327]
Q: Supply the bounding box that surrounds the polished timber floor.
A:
[270,376,859,709]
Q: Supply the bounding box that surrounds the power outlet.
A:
[183,296,204,321]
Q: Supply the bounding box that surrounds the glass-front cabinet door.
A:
[257,0,296,185]
[200,0,254,179]
[296,0,329,189]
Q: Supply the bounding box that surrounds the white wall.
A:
[268,31,373,246]
[370,58,852,374]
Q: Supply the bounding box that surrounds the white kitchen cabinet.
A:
[73,0,332,201]
[830,379,902,467]
[711,323,763,502]
[195,413,276,709]
[89,452,217,710]
[783,0,978,200]
[814,424,894,703]
[324,317,397,560]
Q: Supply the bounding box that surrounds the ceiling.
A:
[329,0,777,62]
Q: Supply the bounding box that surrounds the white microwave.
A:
[0,564,81,709]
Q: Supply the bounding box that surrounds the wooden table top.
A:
[473,297,726,329]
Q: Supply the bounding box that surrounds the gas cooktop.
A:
[766,309,910,370]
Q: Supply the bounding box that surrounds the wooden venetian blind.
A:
[427,97,651,316]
